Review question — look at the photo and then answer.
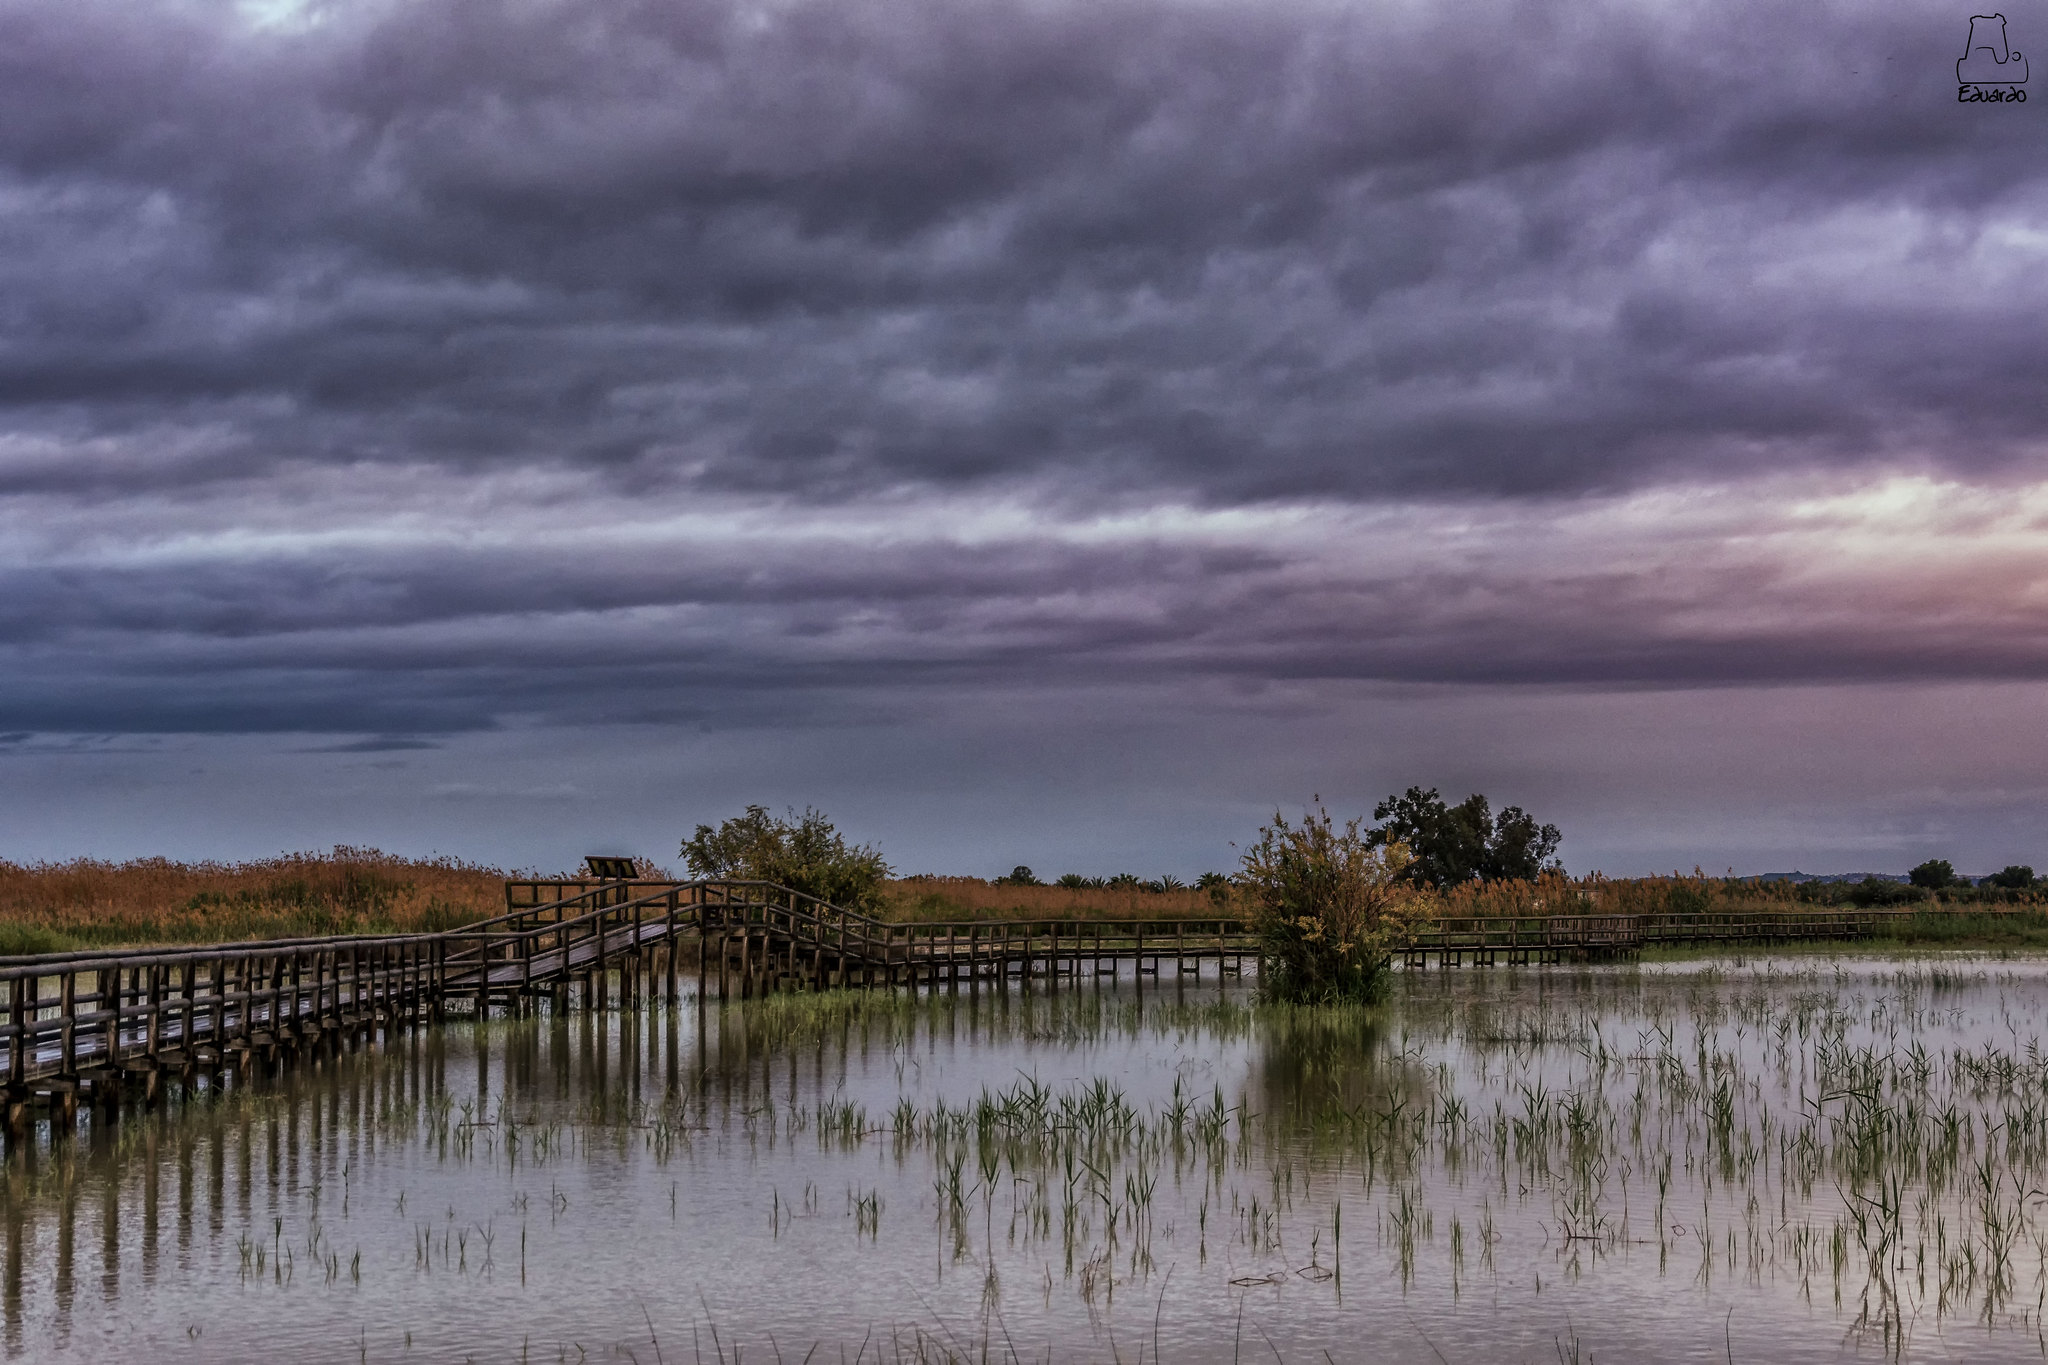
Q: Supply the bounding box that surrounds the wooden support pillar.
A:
[3,1088,29,1140]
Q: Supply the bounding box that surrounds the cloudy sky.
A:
[2,0,2045,877]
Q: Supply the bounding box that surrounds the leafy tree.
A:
[680,805,890,912]
[1908,859,1957,890]
[1850,875,1923,907]
[996,865,1043,886]
[1988,865,2037,890]
[1367,787,1562,888]
[1239,804,1428,1002]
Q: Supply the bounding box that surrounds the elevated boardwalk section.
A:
[0,877,1923,1131]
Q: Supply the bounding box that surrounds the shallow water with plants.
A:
[9,956,2048,1361]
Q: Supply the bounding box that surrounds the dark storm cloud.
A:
[0,0,2041,504]
[8,481,2048,736]
[296,735,442,752]
[4,0,2047,743]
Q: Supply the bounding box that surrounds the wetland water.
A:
[6,956,2048,1362]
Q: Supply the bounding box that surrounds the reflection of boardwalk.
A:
[1,877,1919,1130]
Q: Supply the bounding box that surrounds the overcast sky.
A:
[2,0,2046,877]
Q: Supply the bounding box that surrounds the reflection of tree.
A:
[1252,1006,1425,1135]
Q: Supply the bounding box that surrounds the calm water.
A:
[8,956,2048,1362]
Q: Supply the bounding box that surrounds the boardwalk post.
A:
[59,972,76,1081]
[144,963,162,1073]
[8,974,28,1091]
[666,893,681,1001]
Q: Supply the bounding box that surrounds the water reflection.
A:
[2,960,2048,1360]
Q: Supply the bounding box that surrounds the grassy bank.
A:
[1869,906,2048,949]
[0,849,510,953]
[1637,910,2048,961]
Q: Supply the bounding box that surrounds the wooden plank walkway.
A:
[0,877,1927,1131]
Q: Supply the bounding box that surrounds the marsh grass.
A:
[21,958,2048,1359]
[1873,907,2048,948]
[0,848,510,949]
[665,964,2048,1357]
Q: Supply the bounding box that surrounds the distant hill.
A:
[1743,871,1995,886]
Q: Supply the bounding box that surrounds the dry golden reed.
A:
[1434,869,2048,920]
[0,847,511,952]
[879,877,1225,922]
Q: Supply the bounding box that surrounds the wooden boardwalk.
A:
[0,876,1924,1130]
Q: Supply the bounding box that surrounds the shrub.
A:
[1988,865,2037,890]
[1239,804,1430,1002]
[680,805,890,913]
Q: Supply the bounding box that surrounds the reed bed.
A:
[1441,870,2048,919]
[10,851,2048,961]
[885,870,2048,954]
[0,847,511,952]
[881,877,1223,922]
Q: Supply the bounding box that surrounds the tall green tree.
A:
[680,805,890,912]
[1908,859,1958,890]
[1367,786,1562,888]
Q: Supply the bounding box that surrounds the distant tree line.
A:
[1788,859,2040,907]
[995,866,1232,900]
[995,787,1564,899]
